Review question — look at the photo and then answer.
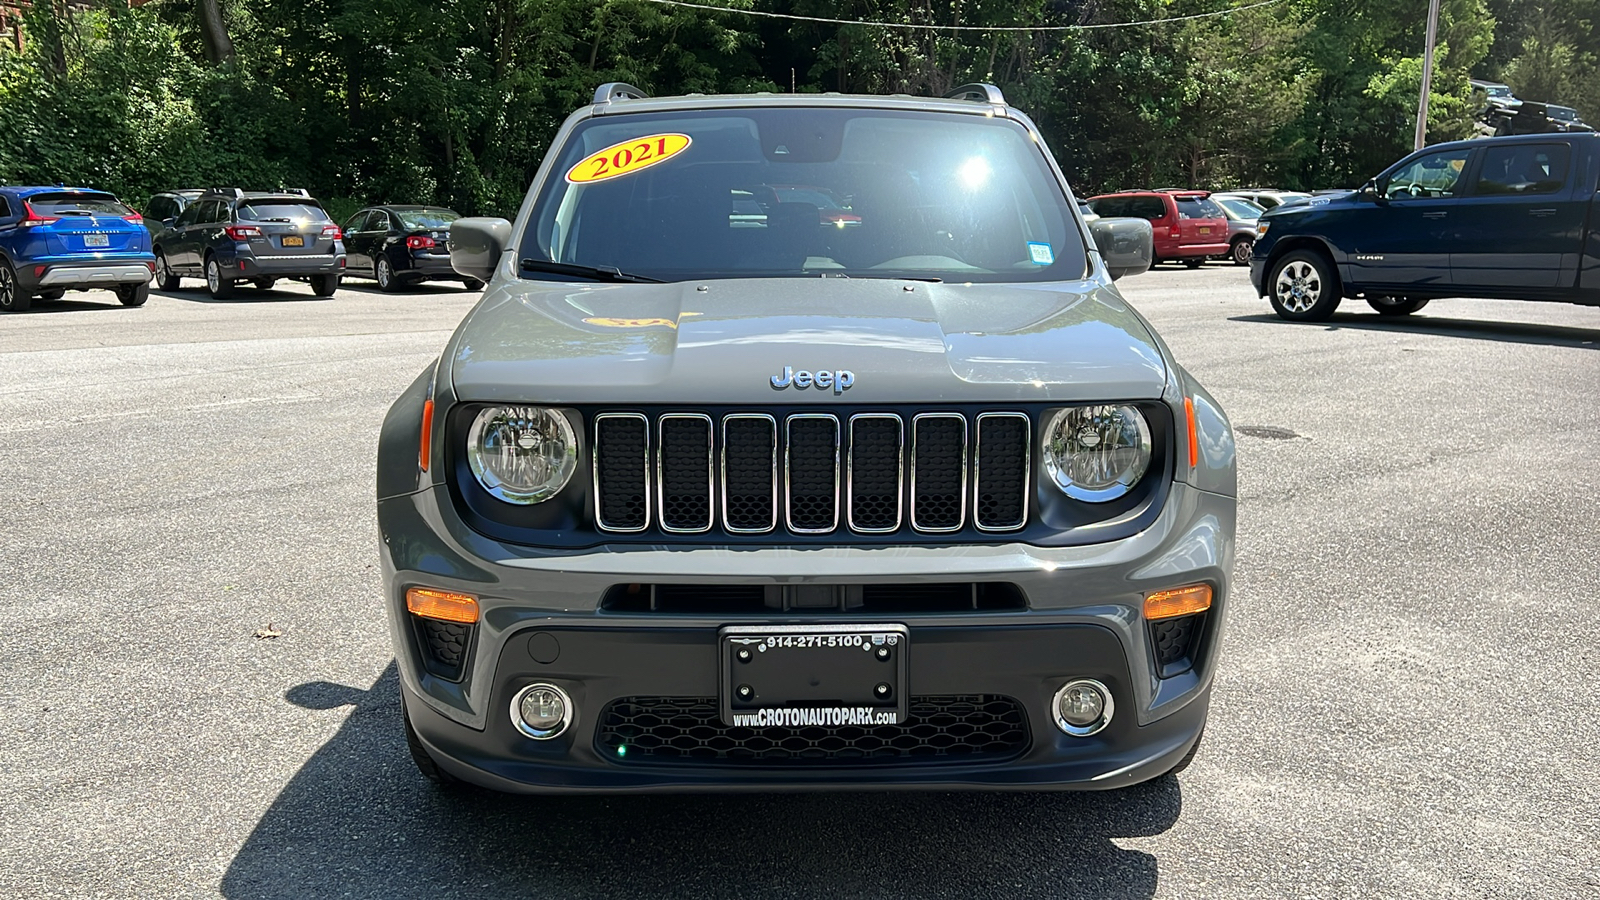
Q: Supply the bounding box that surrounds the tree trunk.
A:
[198,0,234,64]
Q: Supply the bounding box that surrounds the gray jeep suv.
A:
[152,188,346,298]
[376,83,1236,793]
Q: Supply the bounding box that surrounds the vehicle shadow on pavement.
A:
[337,283,479,297]
[152,288,331,304]
[222,665,1178,900]
[8,299,129,314]
[1229,312,1600,349]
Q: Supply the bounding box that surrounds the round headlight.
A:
[467,406,577,504]
[1042,405,1152,502]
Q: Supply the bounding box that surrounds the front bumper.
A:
[1249,258,1267,295]
[380,481,1234,792]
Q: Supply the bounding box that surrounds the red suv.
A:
[1086,190,1229,267]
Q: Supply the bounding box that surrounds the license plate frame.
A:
[718,623,909,727]
[281,235,305,248]
[1198,227,1211,235]
[83,234,109,248]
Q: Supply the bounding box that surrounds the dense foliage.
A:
[0,0,1588,217]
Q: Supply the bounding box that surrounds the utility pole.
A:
[1414,0,1442,150]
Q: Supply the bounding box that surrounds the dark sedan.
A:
[340,205,482,292]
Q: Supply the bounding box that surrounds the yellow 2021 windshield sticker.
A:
[566,133,692,184]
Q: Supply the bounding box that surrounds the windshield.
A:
[238,202,331,223]
[1217,198,1263,220]
[1547,106,1578,121]
[526,108,1085,282]
[28,192,132,216]
[396,208,461,229]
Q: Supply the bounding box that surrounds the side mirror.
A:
[1089,217,1154,281]
[449,217,513,284]
[162,217,176,227]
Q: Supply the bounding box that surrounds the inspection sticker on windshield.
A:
[566,133,692,184]
[1028,242,1055,265]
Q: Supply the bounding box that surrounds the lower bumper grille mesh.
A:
[597,695,1028,765]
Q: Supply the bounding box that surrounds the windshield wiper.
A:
[519,259,662,283]
[821,272,943,283]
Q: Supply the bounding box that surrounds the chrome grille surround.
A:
[592,412,650,533]
[656,413,714,533]
[973,412,1031,532]
[846,413,904,533]
[588,410,1030,537]
[719,413,778,534]
[909,412,969,533]
[784,413,842,534]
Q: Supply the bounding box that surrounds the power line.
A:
[633,0,1289,32]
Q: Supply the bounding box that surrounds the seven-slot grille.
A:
[592,411,1029,536]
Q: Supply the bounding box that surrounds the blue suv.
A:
[0,186,155,312]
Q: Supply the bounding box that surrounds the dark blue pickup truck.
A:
[1251,133,1600,320]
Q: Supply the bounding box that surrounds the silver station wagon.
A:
[375,83,1236,793]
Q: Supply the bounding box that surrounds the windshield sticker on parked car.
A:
[1028,242,1055,265]
[566,133,692,184]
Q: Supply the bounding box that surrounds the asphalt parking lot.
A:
[3,269,1598,899]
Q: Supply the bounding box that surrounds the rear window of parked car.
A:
[1093,196,1166,220]
[1175,197,1225,219]
[238,202,331,222]
[28,192,132,216]
[395,208,460,229]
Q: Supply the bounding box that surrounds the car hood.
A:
[447,278,1168,404]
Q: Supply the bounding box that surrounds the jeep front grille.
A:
[591,410,1030,536]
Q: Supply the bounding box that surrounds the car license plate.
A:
[719,623,908,727]
[1198,227,1211,235]
[84,234,109,248]
[282,235,305,248]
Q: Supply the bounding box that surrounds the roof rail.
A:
[944,83,1006,106]
[205,187,244,199]
[283,187,312,198]
[593,82,649,104]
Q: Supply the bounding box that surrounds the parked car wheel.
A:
[115,282,149,307]
[252,278,277,290]
[1183,258,1204,269]
[153,253,181,291]
[1231,238,1254,266]
[376,256,401,293]
[404,701,463,789]
[463,278,485,292]
[311,274,340,297]
[204,257,236,299]
[1367,296,1430,316]
[1268,250,1341,321]
[0,260,30,312]
[37,289,66,301]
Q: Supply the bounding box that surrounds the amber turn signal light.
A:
[1144,584,1212,621]
[1184,397,1199,468]
[418,397,434,472]
[406,587,479,623]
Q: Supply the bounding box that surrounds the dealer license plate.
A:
[83,234,109,248]
[282,235,305,248]
[719,624,909,727]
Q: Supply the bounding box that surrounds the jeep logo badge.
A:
[770,366,854,394]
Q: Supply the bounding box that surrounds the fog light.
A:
[510,683,572,740]
[1053,679,1113,736]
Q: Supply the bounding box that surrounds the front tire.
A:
[310,274,340,297]
[462,278,485,292]
[115,282,149,307]
[1231,238,1253,266]
[252,278,277,290]
[0,260,30,312]
[205,257,235,299]
[404,700,464,789]
[153,253,180,291]
[37,289,66,301]
[1267,250,1341,321]
[1367,296,1430,316]
[1182,258,1204,269]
